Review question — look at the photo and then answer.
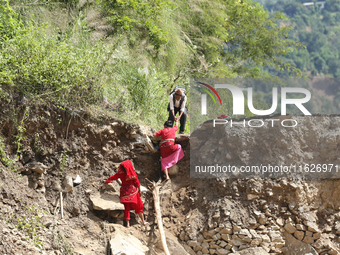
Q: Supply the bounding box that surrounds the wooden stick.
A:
[146,179,170,255]
[60,192,64,219]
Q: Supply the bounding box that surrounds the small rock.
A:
[294,231,304,241]
[52,181,62,191]
[306,222,320,233]
[233,225,241,232]
[179,231,186,241]
[219,228,233,235]
[216,248,230,255]
[313,232,321,239]
[63,175,73,193]
[74,175,81,185]
[276,218,284,227]
[247,194,259,200]
[27,162,47,174]
[221,234,231,242]
[187,240,199,247]
[302,235,314,244]
[275,242,285,248]
[296,224,306,231]
[305,231,313,237]
[258,214,266,225]
[284,222,297,234]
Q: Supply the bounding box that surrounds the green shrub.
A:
[0,0,24,46]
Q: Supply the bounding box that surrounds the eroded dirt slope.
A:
[1,105,340,255]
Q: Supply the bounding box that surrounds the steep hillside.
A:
[0,103,192,255]
[2,105,340,254]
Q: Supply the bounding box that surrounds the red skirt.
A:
[161,144,184,170]
[160,141,179,158]
[120,185,144,220]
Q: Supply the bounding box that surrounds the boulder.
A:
[282,231,317,255]
[90,192,124,211]
[109,228,148,255]
[160,237,189,255]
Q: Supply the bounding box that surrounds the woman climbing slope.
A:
[154,119,185,180]
[104,160,148,227]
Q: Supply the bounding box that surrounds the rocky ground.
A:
[1,104,340,254]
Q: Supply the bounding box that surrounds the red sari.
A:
[104,160,144,220]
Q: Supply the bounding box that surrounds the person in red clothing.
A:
[154,119,184,180]
[104,160,148,227]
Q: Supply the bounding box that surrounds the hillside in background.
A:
[0,0,305,131]
[250,0,340,114]
[254,0,340,78]
[264,0,340,77]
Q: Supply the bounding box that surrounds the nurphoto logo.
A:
[190,78,340,179]
[200,84,311,116]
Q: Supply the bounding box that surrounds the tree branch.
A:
[145,178,170,255]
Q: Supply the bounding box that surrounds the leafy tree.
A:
[328,58,340,76]
[312,53,327,73]
[307,32,327,53]
[98,0,305,78]
[322,11,336,26]
[324,0,340,12]
[284,2,303,17]
[259,0,340,80]
[292,49,310,71]
[97,0,175,51]
[221,0,303,76]
[335,12,340,22]
[0,0,24,46]
[294,16,307,29]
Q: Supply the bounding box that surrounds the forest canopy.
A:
[257,0,340,78]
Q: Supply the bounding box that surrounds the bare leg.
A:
[138,212,149,225]
[164,169,170,180]
[126,219,130,228]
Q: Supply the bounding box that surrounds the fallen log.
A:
[146,178,170,255]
